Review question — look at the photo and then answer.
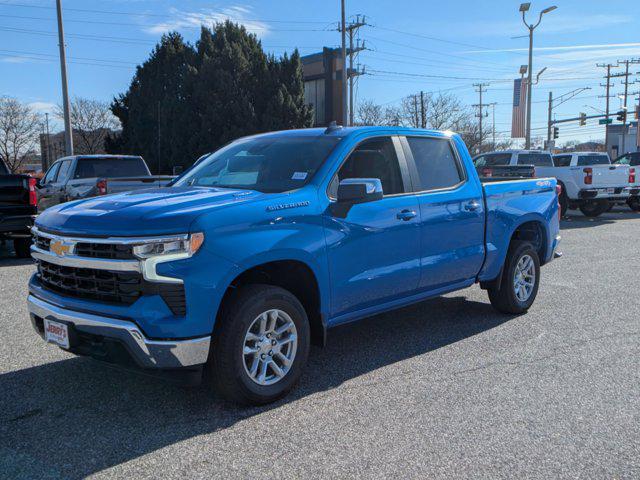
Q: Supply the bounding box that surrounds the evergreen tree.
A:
[108,33,196,173]
[109,23,312,173]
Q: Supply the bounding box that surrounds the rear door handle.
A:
[464,201,481,211]
[397,209,417,221]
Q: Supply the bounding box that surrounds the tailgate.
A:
[0,175,30,207]
[572,164,629,188]
[0,175,33,220]
[106,176,174,193]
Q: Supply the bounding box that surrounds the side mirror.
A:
[336,178,383,204]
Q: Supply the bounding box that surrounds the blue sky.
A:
[1,0,639,146]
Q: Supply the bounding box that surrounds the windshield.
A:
[74,157,149,179]
[576,155,610,166]
[475,153,511,167]
[174,135,341,193]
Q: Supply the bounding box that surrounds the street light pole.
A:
[520,3,557,150]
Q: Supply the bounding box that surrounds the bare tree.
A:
[401,94,421,128]
[356,99,384,126]
[0,97,41,172]
[426,93,467,131]
[56,97,120,154]
[383,105,403,126]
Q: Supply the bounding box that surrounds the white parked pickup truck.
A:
[475,150,634,217]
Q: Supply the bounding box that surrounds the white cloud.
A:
[28,101,57,114]
[462,42,640,55]
[144,6,269,37]
[1,56,30,64]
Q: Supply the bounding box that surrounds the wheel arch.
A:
[216,255,327,347]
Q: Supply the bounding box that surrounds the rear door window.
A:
[517,153,553,166]
[577,155,610,166]
[74,157,149,179]
[406,137,463,191]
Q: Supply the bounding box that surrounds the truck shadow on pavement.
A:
[0,295,511,479]
[561,208,640,230]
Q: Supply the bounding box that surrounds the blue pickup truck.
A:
[27,126,561,404]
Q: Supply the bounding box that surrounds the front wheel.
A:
[628,197,640,212]
[209,284,310,405]
[488,241,540,314]
[579,200,609,217]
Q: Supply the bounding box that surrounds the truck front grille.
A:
[36,261,186,316]
[74,242,135,260]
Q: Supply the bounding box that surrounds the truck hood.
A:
[35,186,268,236]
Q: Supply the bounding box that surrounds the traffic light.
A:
[579,112,586,126]
[553,126,559,139]
[616,109,627,123]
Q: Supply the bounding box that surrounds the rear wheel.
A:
[13,237,32,258]
[628,197,640,212]
[209,284,310,405]
[488,241,540,314]
[579,200,609,217]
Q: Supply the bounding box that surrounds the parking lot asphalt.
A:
[1,208,639,479]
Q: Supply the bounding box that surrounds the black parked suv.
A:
[0,160,37,257]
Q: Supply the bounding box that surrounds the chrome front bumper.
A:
[27,295,211,369]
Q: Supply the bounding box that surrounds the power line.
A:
[366,68,511,82]
[0,1,334,24]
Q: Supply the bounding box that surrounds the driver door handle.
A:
[397,209,417,221]
[464,201,481,211]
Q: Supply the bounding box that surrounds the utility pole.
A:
[346,15,366,126]
[490,103,497,147]
[55,0,73,156]
[340,0,348,126]
[413,94,419,128]
[520,3,557,149]
[420,90,426,128]
[44,113,51,170]
[473,83,489,152]
[616,59,640,153]
[546,91,553,147]
[597,63,618,151]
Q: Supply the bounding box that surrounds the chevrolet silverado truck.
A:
[0,159,37,257]
[37,154,174,211]
[27,126,561,405]
[477,150,634,217]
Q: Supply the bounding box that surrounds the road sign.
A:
[599,118,613,125]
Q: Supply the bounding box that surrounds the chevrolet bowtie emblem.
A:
[50,239,74,257]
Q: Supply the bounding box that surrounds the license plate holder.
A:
[44,318,70,349]
[606,187,615,194]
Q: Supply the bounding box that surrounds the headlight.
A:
[133,232,205,259]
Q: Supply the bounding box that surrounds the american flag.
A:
[511,78,528,138]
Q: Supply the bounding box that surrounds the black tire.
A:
[559,189,568,218]
[209,284,310,405]
[488,241,540,314]
[628,197,640,212]
[579,200,609,217]
[13,237,32,258]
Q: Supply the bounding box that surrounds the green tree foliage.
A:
[108,22,311,173]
